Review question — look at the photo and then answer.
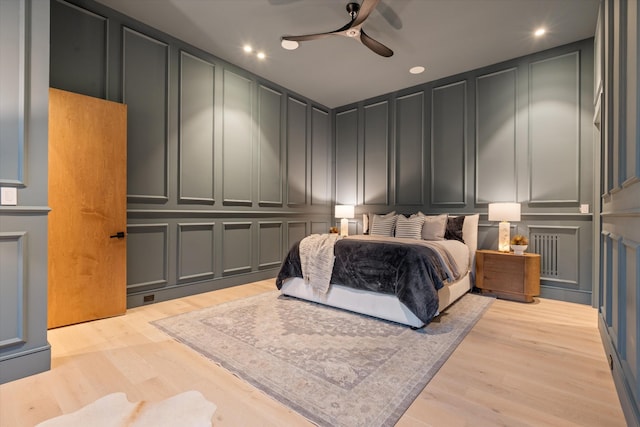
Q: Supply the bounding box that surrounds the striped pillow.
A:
[370,212,397,237]
[395,215,424,240]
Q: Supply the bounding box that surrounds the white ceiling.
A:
[95,0,600,109]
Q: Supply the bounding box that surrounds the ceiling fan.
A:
[281,0,394,58]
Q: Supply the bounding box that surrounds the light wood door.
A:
[48,88,127,328]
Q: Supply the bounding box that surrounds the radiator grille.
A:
[531,233,559,277]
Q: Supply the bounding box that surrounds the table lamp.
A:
[334,205,354,237]
[488,202,521,252]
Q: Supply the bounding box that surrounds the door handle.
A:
[110,231,126,239]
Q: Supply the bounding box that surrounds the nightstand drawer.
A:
[476,249,541,302]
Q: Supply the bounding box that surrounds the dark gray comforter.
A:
[275,237,456,324]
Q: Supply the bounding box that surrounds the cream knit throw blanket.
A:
[298,233,341,294]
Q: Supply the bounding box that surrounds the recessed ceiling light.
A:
[281,39,299,50]
[534,28,546,37]
[243,45,253,53]
[257,51,266,60]
[409,66,425,75]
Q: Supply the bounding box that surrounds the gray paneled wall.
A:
[476,68,517,203]
[431,81,466,206]
[50,0,333,308]
[529,53,580,203]
[179,52,215,204]
[123,27,169,202]
[598,1,640,425]
[334,38,595,304]
[0,0,51,383]
[395,92,424,206]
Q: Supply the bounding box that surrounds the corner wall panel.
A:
[311,107,330,205]
[50,0,107,99]
[123,27,169,202]
[529,53,580,203]
[287,97,307,205]
[431,81,466,206]
[258,85,283,206]
[177,223,215,282]
[222,70,253,205]
[0,0,27,185]
[363,101,389,205]
[335,109,358,205]
[179,52,215,204]
[476,68,517,203]
[395,92,424,206]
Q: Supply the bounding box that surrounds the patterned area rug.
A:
[152,291,493,427]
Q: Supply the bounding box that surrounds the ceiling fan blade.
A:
[352,0,381,27]
[282,33,332,42]
[360,29,393,57]
[282,20,353,42]
[377,1,402,30]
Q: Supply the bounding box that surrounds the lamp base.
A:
[498,221,511,252]
[340,218,349,237]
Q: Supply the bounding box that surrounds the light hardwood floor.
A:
[0,279,626,426]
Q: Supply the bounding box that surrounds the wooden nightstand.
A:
[475,249,541,302]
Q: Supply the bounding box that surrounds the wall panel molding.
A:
[177,222,215,282]
[123,27,169,203]
[395,91,424,206]
[620,237,640,390]
[258,221,282,269]
[311,107,330,205]
[0,0,28,186]
[529,52,581,204]
[126,223,169,292]
[335,108,358,205]
[363,100,389,205]
[222,69,253,206]
[287,221,307,250]
[431,81,466,206]
[287,96,307,205]
[528,225,580,286]
[179,51,215,205]
[50,0,108,99]
[475,68,517,204]
[258,85,283,206]
[0,232,26,349]
[222,222,252,275]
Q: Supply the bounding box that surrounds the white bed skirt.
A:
[279,272,472,328]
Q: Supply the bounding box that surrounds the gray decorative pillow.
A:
[395,214,424,240]
[419,213,448,240]
[445,215,466,242]
[370,211,397,237]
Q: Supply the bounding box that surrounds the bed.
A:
[276,213,479,328]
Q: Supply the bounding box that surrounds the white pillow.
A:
[419,213,448,240]
[395,214,424,240]
[370,211,397,237]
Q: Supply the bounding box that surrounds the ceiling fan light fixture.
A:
[281,39,299,50]
[409,66,425,74]
[346,28,360,38]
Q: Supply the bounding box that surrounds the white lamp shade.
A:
[488,202,521,222]
[334,205,354,219]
